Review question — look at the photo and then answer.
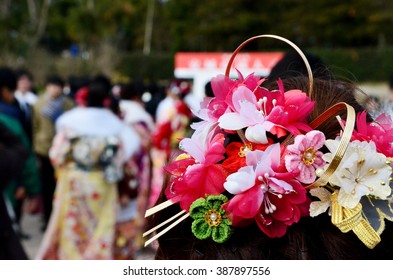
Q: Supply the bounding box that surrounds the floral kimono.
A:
[151,97,193,206]
[115,100,155,259]
[36,107,140,260]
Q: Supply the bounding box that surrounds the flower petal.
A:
[224,166,255,194]
[191,219,212,240]
[245,123,269,144]
[211,225,232,243]
[189,197,209,219]
[255,215,288,238]
[306,130,326,150]
[310,201,330,217]
[297,164,317,184]
[218,112,250,130]
[206,194,228,209]
[225,186,263,219]
[338,189,360,209]
[269,197,293,222]
[231,86,257,112]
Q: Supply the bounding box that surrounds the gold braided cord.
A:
[305,102,356,190]
[331,193,362,233]
[353,220,382,249]
[225,34,314,99]
[331,191,381,249]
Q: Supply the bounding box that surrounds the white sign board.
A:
[174,52,284,107]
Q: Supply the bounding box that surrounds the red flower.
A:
[255,180,309,238]
[165,163,227,211]
[222,140,273,174]
[351,111,393,157]
[222,144,309,238]
[75,87,88,107]
[152,121,172,152]
[164,129,228,211]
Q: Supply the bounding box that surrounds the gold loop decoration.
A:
[225,34,314,99]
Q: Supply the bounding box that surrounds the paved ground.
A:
[20,212,43,259]
[20,212,155,260]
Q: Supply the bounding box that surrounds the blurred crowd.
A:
[0,66,199,260]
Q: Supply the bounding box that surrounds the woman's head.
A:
[148,75,393,260]
[45,76,64,98]
[145,34,393,260]
[15,68,34,93]
[120,82,143,101]
[86,79,111,108]
[0,67,17,103]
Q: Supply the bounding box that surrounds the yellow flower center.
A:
[175,153,191,161]
[238,143,253,158]
[205,209,222,227]
[302,147,316,166]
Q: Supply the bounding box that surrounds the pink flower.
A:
[285,130,326,184]
[222,144,307,237]
[218,78,315,144]
[192,72,264,134]
[218,86,275,144]
[351,111,393,157]
[164,127,227,211]
[263,79,315,138]
[223,71,264,110]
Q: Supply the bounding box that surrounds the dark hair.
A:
[67,75,91,98]
[204,81,214,97]
[86,81,110,108]
[0,67,17,92]
[91,74,112,94]
[46,76,65,88]
[168,79,191,100]
[389,76,393,89]
[15,68,33,81]
[120,82,142,101]
[267,51,331,82]
[150,76,393,260]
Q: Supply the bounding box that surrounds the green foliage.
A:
[4,0,393,54]
[312,47,393,82]
[3,0,393,85]
[117,52,174,80]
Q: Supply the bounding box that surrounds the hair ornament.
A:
[144,35,393,249]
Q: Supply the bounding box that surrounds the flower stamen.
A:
[238,143,253,157]
[257,97,268,116]
[368,168,377,175]
[205,209,222,227]
[264,196,277,214]
[302,147,317,166]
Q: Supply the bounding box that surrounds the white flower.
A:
[323,139,392,209]
[309,187,332,217]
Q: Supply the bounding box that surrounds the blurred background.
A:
[1,0,393,90]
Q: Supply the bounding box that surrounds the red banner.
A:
[175,52,283,73]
